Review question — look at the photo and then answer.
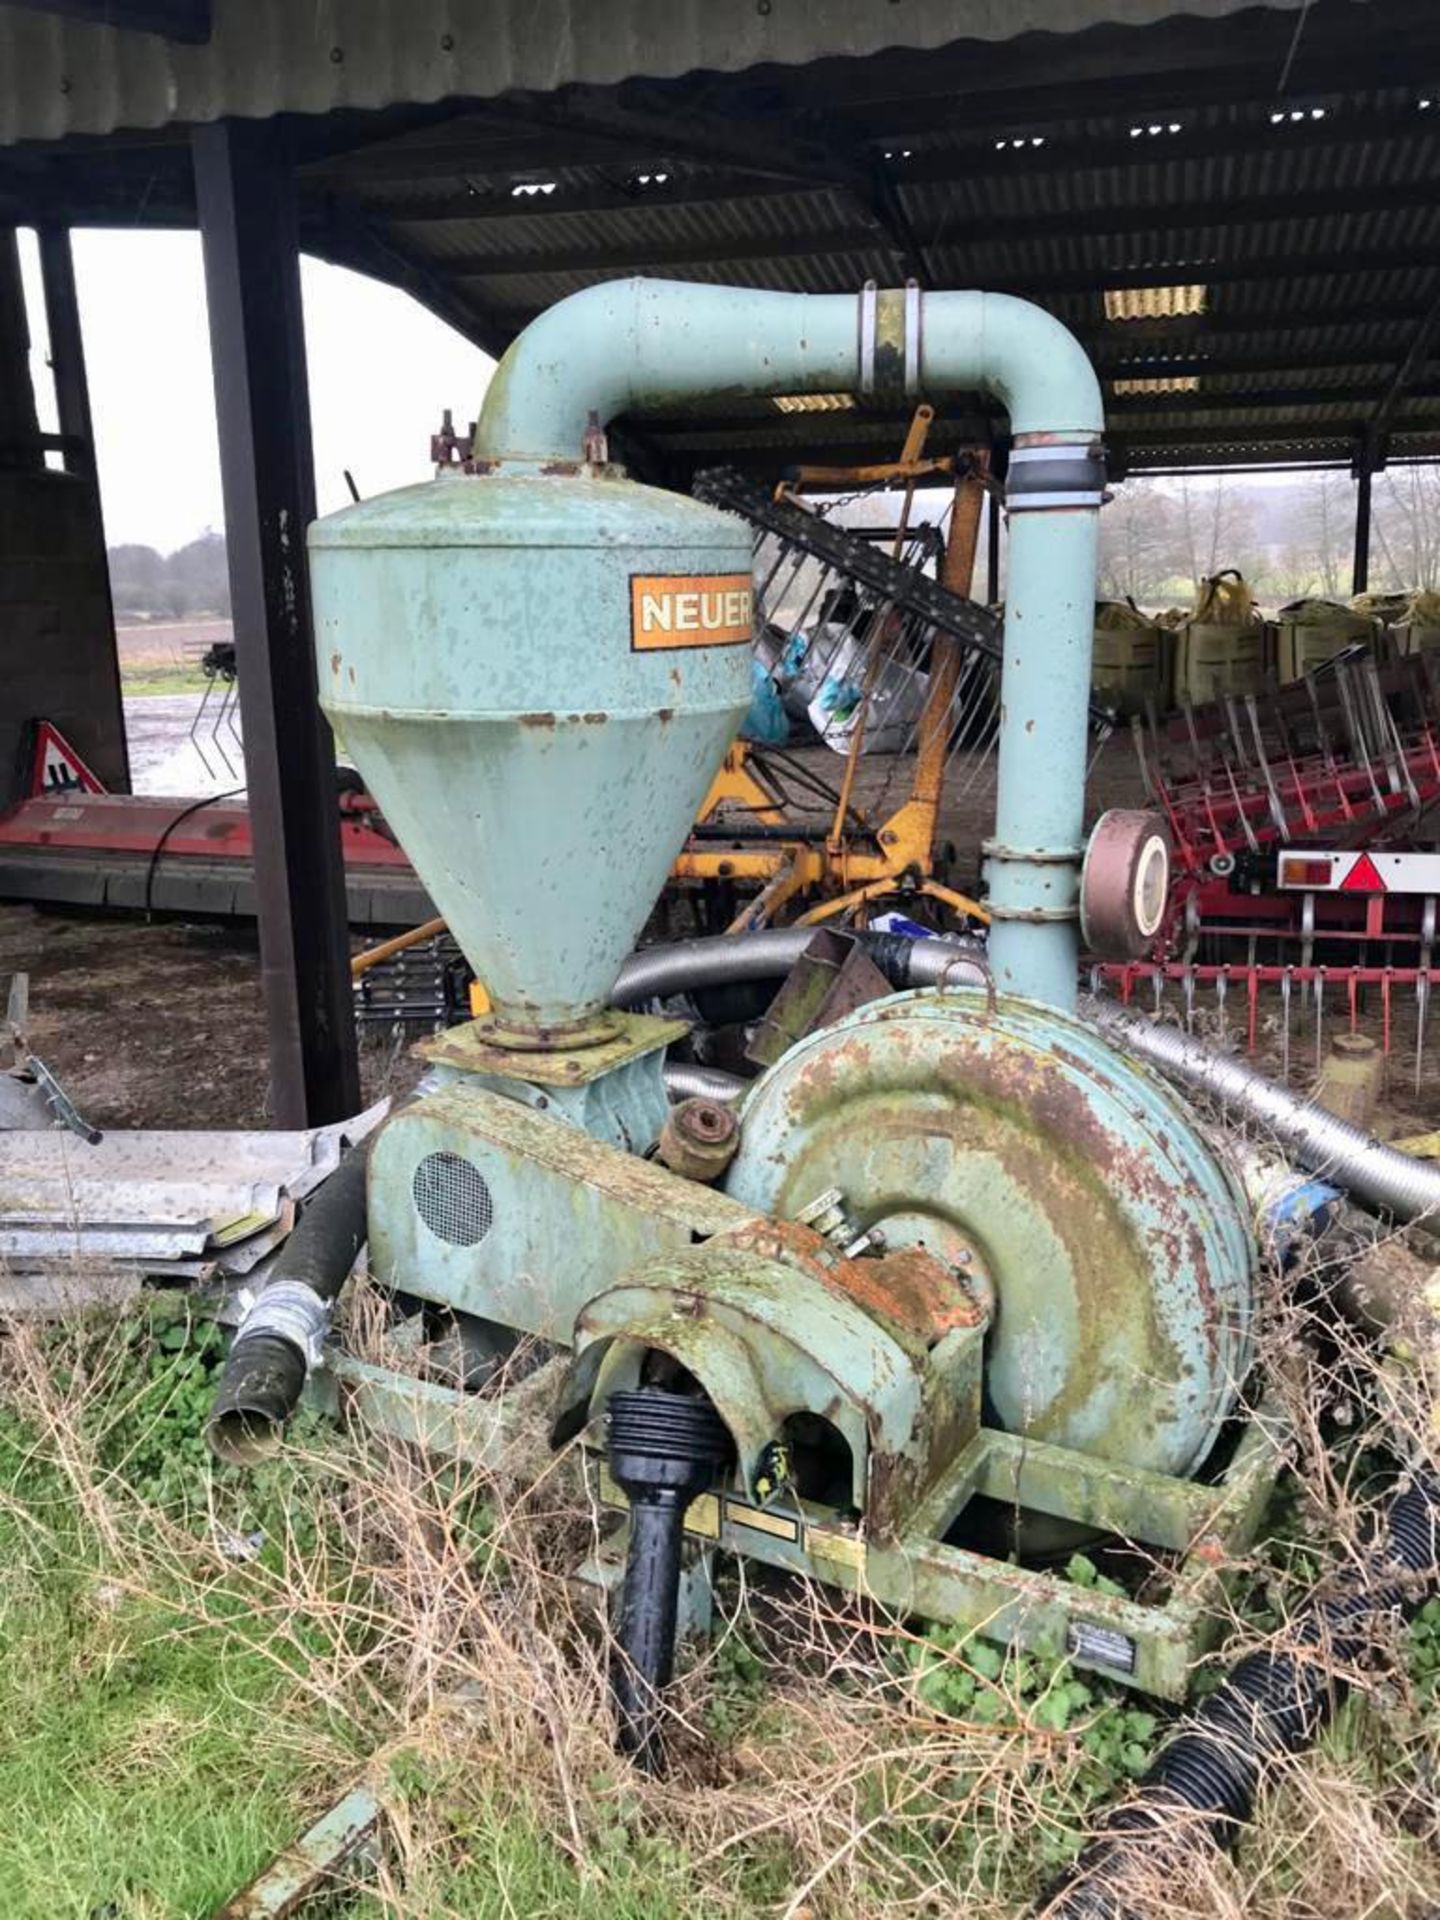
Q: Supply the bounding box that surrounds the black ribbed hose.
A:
[1040,1473,1440,1918]
[205,1145,370,1465]
[607,1388,734,1773]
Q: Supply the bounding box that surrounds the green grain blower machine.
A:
[218,280,1281,1762]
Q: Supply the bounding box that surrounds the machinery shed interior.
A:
[2,10,1440,1911]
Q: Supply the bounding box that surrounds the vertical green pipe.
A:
[984,506,1099,1008]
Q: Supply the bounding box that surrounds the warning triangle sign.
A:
[1340,852,1386,894]
[27,720,105,798]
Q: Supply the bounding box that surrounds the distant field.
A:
[116,616,232,673]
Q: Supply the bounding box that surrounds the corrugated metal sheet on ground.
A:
[0,0,1361,149]
[0,1100,387,1263]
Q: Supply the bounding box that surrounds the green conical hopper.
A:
[309,470,753,1044]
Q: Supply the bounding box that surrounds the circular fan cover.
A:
[726,992,1255,1481]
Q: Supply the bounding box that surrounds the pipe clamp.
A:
[984,903,1079,923]
[982,839,1085,864]
[234,1279,332,1369]
[1007,442,1107,512]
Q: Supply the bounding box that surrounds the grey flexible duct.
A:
[662,1062,748,1103]
[1090,999,1440,1225]
[613,928,986,1007]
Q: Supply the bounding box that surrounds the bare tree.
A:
[1172,475,1261,590]
[1300,472,1352,599]
[1372,464,1440,590]
[1097,480,1184,604]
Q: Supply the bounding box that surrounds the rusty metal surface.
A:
[655,1095,739,1183]
[833,1245,984,1343]
[726,988,1256,1481]
[418,1010,688,1086]
[745,928,894,1069]
[560,1216,988,1535]
[562,1239,956,1531]
[210,1782,380,1919]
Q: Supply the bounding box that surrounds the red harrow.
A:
[1097,647,1440,1073]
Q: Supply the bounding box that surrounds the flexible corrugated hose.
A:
[1089,999,1440,1224]
[611,928,986,1007]
[1039,1471,1440,1918]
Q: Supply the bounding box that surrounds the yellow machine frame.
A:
[671,408,992,934]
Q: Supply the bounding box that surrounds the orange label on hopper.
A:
[630,573,754,650]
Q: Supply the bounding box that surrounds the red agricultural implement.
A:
[1097,646,1440,1074]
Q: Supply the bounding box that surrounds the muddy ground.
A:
[0,903,413,1131]
[6,724,1440,1137]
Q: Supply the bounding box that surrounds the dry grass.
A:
[0,1238,1435,1917]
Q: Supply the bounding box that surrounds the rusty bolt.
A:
[657,1097,740,1184]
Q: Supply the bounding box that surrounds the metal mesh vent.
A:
[412,1150,493,1248]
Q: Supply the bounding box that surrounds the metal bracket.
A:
[857,280,878,396]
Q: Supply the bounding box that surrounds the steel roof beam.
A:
[1362,284,1440,465]
[441,190,1440,281]
[893,113,1431,189]
[310,202,517,360]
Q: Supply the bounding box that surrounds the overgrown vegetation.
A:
[0,1269,1435,1917]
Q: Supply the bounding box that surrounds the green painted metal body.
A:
[471,278,1104,1009]
[301,279,1279,1704]
[417,1009,687,1153]
[725,989,1257,1481]
[309,466,752,1034]
[366,1077,757,1343]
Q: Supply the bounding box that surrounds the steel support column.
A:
[37,225,131,792]
[36,227,95,476]
[0,225,39,464]
[192,120,359,1126]
[1352,456,1373,597]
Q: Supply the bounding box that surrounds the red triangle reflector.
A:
[1340,852,1386,893]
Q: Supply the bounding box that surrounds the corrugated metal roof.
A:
[0,0,1349,148]
[2,0,1431,471]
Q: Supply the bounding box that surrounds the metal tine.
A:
[1133,711,1158,803]
[1302,668,1341,771]
[1281,967,1292,1082]
[756,528,808,607]
[1183,965,1196,1035]
[1182,700,1209,788]
[223,678,244,759]
[1222,694,1251,768]
[1314,970,1325,1080]
[1360,657,1406,798]
[210,680,238,779]
[1245,694,1289,837]
[1153,970,1164,1016]
[1215,968,1228,1041]
[1221,754,1261,854]
[188,674,221,779]
[1417,971,1430,1097]
[1373,663,1423,812]
[1336,661,1388,815]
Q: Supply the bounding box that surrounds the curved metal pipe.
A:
[474,278,1106,1011]
[474,281,1103,463]
[613,927,987,1008]
[1090,998,1440,1224]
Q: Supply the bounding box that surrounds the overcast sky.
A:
[17,229,494,553]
